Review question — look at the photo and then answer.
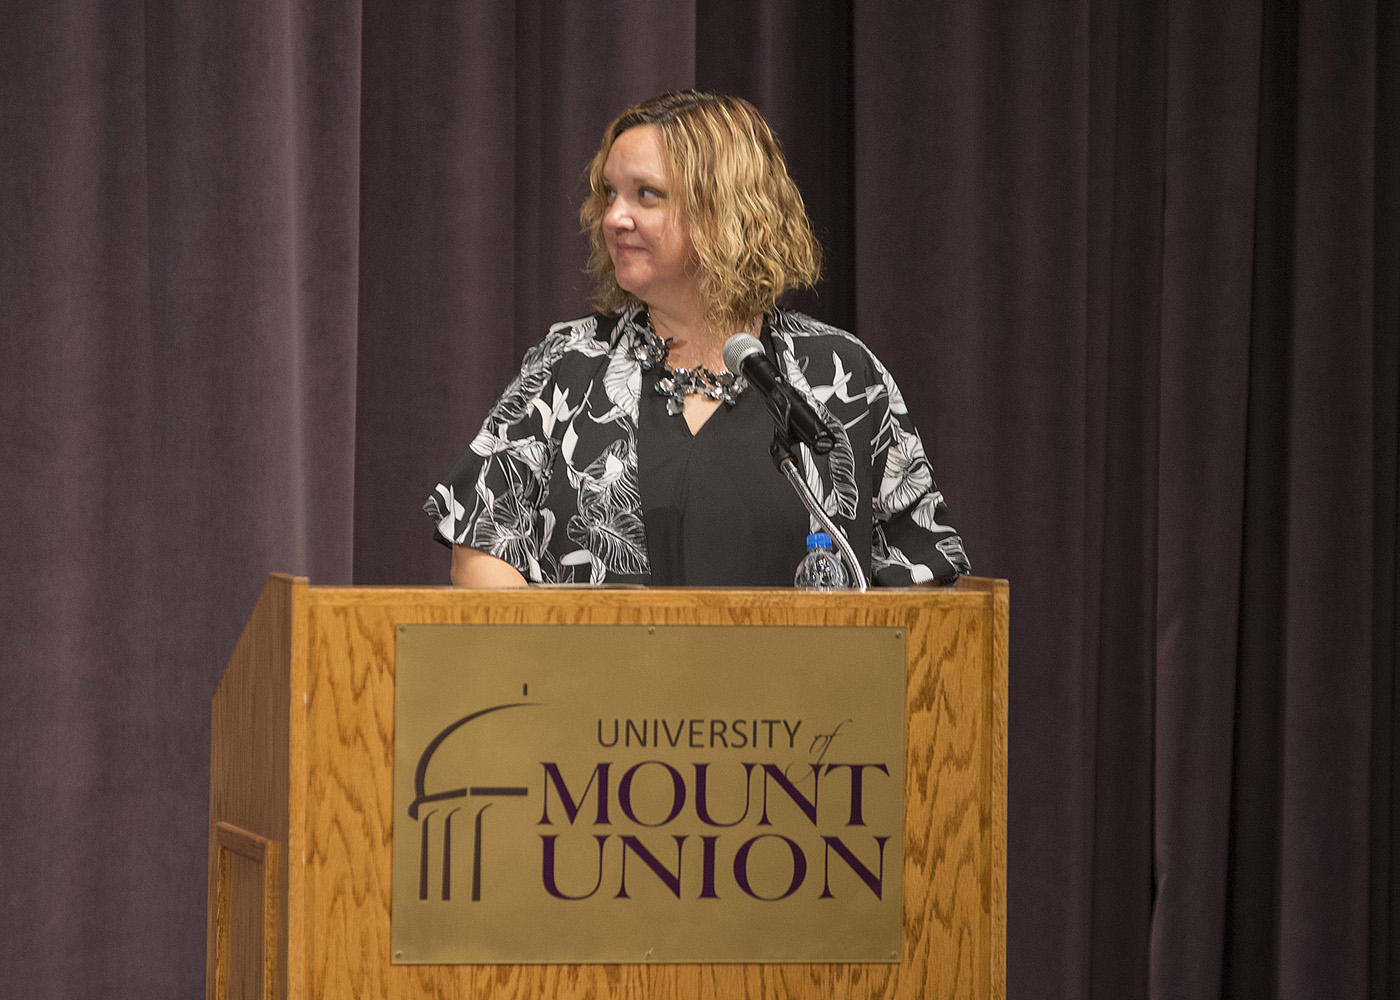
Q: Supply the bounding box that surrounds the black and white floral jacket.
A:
[425,306,971,585]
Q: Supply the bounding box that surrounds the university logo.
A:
[407,701,537,902]
[391,622,907,964]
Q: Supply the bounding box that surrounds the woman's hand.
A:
[450,545,529,588]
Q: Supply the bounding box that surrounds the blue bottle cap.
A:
[806,532,833,550]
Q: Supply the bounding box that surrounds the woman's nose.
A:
[605,197,634,231]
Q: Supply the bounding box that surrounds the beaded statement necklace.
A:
[635,327,748,416]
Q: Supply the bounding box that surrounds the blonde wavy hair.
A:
[581,91,822,332]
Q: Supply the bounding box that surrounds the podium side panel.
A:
[209,574,305,1000]
[988,581,1008,1000]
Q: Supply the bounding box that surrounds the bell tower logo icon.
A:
[407,701,537,901]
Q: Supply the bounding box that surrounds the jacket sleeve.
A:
[423,328,577,582]
[864,350,973,586]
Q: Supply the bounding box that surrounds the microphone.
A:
[723,333,834,454]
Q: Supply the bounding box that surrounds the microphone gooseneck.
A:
[722,334,834,455]
[724,333,866,590]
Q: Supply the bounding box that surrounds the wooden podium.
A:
[207,575,1007,1000]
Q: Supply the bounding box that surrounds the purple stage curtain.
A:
[1,1,1394,998]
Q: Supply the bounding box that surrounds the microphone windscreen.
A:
[722,333,765,373]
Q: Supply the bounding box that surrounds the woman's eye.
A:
[639,187,662,200]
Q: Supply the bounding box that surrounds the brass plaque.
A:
[392,624,906,964]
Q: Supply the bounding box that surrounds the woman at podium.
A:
[424,90,970,589]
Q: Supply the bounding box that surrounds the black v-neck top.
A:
[636,335,811,586]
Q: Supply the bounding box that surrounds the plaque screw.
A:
[648,627,655,635]
[395,951,403,960]
[891,951,898,960]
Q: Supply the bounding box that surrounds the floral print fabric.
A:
[424,306,971,585]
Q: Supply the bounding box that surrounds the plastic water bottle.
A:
[794,532,848,590]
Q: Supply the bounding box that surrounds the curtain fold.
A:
[1,0,361,993]
[1370,13,1400,1000]
[1149,1,1260,997]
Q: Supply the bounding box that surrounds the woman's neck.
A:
[649,303,757,372]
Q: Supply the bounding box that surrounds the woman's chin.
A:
[614,275,650,301]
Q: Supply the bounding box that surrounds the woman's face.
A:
[601,126,695,314]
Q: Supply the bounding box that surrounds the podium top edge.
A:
[262,574,1006,608]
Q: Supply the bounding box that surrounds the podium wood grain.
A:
[209,577,1007,1000]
